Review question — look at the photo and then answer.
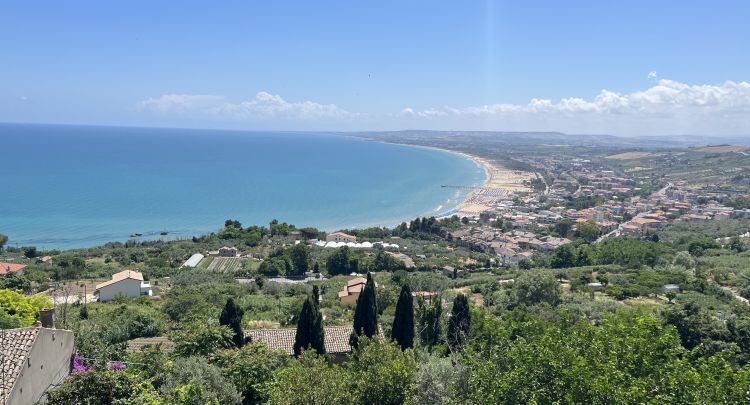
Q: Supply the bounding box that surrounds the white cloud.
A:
[400,79,750,134]
[648,71,658,79]
[139,91,353,120]
[137,80,750,135]
[138,94,224,113]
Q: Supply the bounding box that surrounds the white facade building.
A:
[95,270,152,302]
[326,232,357,243]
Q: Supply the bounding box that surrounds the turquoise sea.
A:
[0,124,485,250]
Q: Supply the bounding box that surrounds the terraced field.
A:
[206,257,244,272]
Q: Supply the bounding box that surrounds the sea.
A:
[0,124,486,250]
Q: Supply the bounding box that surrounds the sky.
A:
[1,1,749,136]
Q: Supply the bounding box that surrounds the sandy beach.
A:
[452,153,535,216]
[370,140,536,218]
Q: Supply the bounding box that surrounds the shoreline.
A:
[9,136,518,251]
[364,139,534,218]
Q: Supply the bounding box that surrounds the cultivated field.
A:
[693,145,748,154]
[205,256,244,273]
[605,151,662,160]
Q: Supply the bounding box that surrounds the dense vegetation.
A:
[3,210,750,403]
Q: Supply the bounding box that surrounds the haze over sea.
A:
[0,124,485,250]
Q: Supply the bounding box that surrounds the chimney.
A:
[39,308,55,328]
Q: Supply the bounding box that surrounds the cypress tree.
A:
[310,286,325,353]
[294,292,326,356]
[219,298,245,347]
[352,272,378,341]
[391,284,414,350]
[418,295,443,350]
[447,293,471,352]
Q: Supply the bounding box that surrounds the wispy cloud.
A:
[138,92,354,120]
[403,80,750,117]
[138,80,750,135]
[400,79,750,134]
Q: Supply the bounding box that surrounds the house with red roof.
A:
[0,262,27,276]
[94,270,152,302]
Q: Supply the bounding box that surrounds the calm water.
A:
[0,124,485,249]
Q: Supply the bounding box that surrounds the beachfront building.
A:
[0,263,27,276]
[94,270,152,302]
[326,231,357,243]
[0,326,75,405]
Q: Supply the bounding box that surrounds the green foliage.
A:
[688,238,722,257]
[0,233,7,251]
[46,370,136,404]
[466,310,750,404]
[289,243,310,274]
[447,294,471,352]
[173,322,236,358]
[293,295,325,355]
[266,351,354,405]
[326,246,359,276]
[576,219,601,243]
[665,301,730,353]
[391,284,415,350]
[214,343,288,404]
[349,338,417,405]
[160,356,242,404]
[550,244,576,269]
[0,290,51,328]
[511,270,562,307]
[554,218,574,237]
[0,273,31,293]
[408,353,466,405]
[597,237,671,268]
[417,295,443,349]
[352,272,378,340]
[220,298,245,347]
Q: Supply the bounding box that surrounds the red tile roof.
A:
[246,325,361,355]
[0,327,40,398]
[0,263,27,276]
[95,270,144,290]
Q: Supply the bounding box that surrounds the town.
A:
[2,138,750,404]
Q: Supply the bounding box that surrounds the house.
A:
[209,246,239,257]
[412,291,438,306]
[338,276,371,306]
[246,325,382,361]
[94,270,152,302]
[0,263,27,276]
[495,247,520,265]
[441,265,466,278]
[326,231,357,243]
[181,253,204,268]
[37,256,53,264]
[386,252,415,269]
[0,326,75,405]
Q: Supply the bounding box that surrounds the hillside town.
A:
[2,142,750,404]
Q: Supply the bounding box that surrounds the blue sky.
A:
[1,1,749,135]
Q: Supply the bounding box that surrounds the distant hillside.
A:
[351,130,750,150]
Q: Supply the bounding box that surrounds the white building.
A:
[326,231,356,243]
[1,326,75,405]
[181,253,204,268]
[95,270,152,302]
